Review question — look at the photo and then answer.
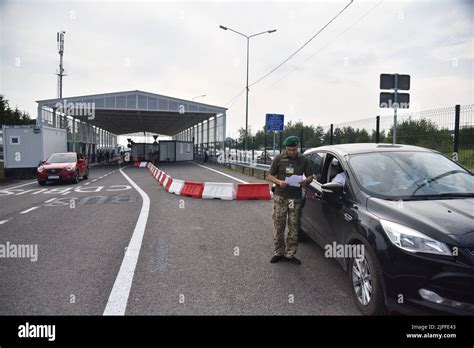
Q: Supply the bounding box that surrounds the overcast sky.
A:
[1,0,473,142]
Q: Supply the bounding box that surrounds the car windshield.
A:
[348,151,474,199]
[46,153,77,163]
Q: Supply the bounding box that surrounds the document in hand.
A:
[284,175,303,187]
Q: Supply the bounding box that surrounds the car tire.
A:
[38,181,46,186]
[83,169,89,180]
[349,242,388,315]
[73,171,80,184]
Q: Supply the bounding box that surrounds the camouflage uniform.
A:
[273,195,302,257]
[269,150,312,257]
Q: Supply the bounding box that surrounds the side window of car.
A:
[309,152,324,183]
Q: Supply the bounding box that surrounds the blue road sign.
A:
[265,114,284,131]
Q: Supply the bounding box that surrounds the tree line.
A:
[0,95,32,126]
[229,118,473,154]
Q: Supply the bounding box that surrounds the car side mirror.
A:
[41,160,46,164]
[322,182,343,197]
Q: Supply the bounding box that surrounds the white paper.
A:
[285,175,303,187]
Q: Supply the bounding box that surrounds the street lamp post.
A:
[219,25,276,161]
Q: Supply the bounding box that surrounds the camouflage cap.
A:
[283,135,299,147]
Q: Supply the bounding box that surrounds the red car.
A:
[37,152,89,185]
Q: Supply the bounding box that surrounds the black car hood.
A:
[367,197,474,247]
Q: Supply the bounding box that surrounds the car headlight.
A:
[66,166,75,171]
[380,219,452,256]
[37,166,44,173]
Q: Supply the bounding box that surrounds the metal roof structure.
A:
[36,90,227,136]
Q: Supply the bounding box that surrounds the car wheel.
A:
[83,169,89,179]
[349,242,388,315]
[38,181,46,186]
[73,171,80,184]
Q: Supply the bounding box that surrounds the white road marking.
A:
[32,189,49,195]
[192,163,249,184]
[20,206,39,214]
[84,182,91,186]
[2,181,37,190]
[104,165,149,316]
[44,198,56,203]
[0,219,10,225]
[92,179,98,182]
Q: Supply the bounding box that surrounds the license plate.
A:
[48,176,60,179]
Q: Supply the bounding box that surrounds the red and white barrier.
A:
[180,181,204,198]
[168,179,184,195]
[164,176,173,192]
[159,172,167,185]
[146,166,271,201]
[202,182,236,200]
[236,183,271,200]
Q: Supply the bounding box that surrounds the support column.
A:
[222,112,227,155]
[213,116,217,155]
[72,117,76,152]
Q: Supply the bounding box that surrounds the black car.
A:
[300,143,474,315]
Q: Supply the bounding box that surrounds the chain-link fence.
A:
[201,104,474,171]
[319,104,473,170]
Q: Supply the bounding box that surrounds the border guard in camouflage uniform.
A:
[267,136,313,265]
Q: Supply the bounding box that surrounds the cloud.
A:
[0,0,472,142]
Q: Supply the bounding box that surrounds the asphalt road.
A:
[0,161,360,315]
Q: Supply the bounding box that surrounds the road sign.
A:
[265,114,284,132]
[379,92,410,108]
[380,74,410,90]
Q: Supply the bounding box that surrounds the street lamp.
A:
[219,25,277,161]
[192,94,206,101]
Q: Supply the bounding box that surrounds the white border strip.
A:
[103,165,150,315]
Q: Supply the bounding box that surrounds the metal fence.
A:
[202,104,473,172]
[321,104,474,170]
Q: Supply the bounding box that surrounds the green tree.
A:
[387,118,452,153]
[0,95,31,125]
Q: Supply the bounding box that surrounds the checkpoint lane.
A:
[0,164,142,315]
[0,164,125,221]
[153,161,267,184]
[123,163,360,315]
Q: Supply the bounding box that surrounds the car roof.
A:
[304,143,435,156]
[50,152,78,155]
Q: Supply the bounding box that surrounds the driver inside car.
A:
[329,158,346,188]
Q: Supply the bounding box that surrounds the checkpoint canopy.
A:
[35,90,227,154]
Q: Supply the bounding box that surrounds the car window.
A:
[325,154,346,185]
[309,152,324,182]
[47,153,77,163]
[348,151,474,199]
